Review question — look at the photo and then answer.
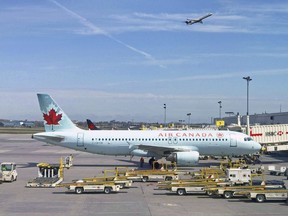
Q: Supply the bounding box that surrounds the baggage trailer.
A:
[57,181,121,194]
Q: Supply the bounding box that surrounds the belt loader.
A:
[235,188,288,203]
[117,162,179,182]
[57,181,121,194]
[74,169,132,188]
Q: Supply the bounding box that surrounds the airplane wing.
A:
[129,143,198,156]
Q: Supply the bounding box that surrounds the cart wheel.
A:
[75,187,83,194]
[256,194,265,203]
[177,188,186,196]
[223,191,233,199]
[104,187,111,194]
[142,176,148,182]
[206,190,213,196]
[165,176,172,181]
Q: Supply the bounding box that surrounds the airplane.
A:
[32,94,261,166]
[86,119,99,130]
[185,13,212,25]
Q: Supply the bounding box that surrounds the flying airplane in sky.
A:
[185,13,212,25]
[32,94,261,166]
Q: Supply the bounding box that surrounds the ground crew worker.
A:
[140,157,144,168]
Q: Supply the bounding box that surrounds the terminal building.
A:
[216,112,288,126]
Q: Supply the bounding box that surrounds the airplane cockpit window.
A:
[244,137,253,141]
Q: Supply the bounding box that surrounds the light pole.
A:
[163,104,166,127]
[218,101,222,119]
[187,113,191,125]
[243,76,252,135]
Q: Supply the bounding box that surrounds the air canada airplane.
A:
[86,119,99,130]
[185,13,212,25]
[32,94,261,166]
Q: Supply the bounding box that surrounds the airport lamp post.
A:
[243,76,252,136]
[187,113,191,126]
[218,101,222,119]
[163,104,167,128]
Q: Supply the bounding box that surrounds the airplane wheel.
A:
[142,176,148,182]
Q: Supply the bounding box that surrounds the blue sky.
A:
[1,0,288,123]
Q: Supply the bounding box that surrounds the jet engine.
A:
[166,151,199,166]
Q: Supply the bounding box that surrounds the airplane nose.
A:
[254,142,261,151]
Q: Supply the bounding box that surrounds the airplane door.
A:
[229,134,237,147]
[77,133,84,147]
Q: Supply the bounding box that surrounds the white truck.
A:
[0,162,17,182]
[226,168,251,185]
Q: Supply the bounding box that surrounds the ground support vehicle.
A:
[57,181,121,194]
[158,178,230,195]
[226,168,252,185]
[206,183,285,199]
[122,162,180,182]
[124,169,179,182]
[268,165,287,176]
[170,181,227,196]
[0,162,17,182]
[63,155,73,168]
[190,167,226,179]
[235,189,288,203]
[75,169,133,189]
[26,159,64,188]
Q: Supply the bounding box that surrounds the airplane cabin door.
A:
[77,133,84,147]
[229,134,237,147]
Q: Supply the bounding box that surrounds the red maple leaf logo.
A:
[43,108,62,125]
[216,132,224,138]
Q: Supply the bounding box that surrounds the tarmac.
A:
[0,134,288,216]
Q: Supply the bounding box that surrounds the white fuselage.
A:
[33,129,261,157]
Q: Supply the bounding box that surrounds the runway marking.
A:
[33,149,76,154]
[7,138,35,141]
[0,150,11,153]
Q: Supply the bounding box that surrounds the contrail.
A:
[49,0,165,68]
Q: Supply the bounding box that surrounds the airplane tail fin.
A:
[86,119,98,130]
[37,94,80,132]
